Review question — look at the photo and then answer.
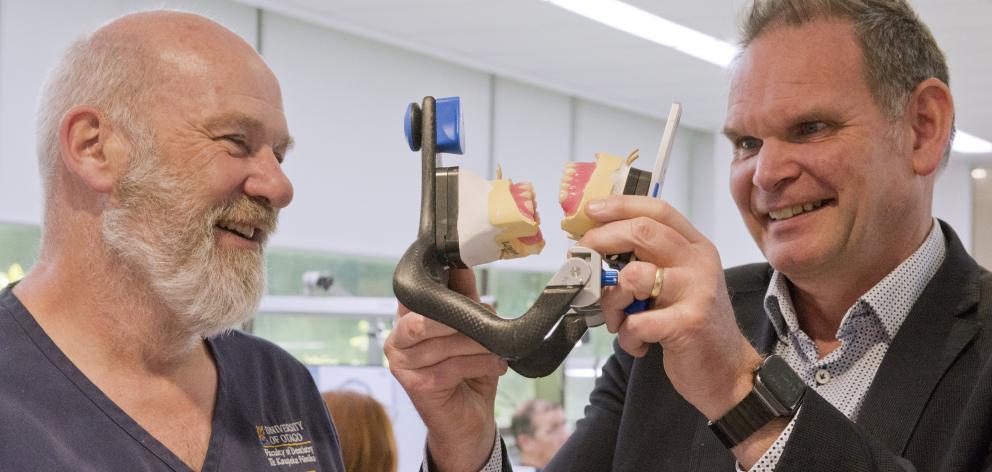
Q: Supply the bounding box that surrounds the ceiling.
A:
[235,0,992,163]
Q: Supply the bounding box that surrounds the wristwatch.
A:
[707,354,807,449]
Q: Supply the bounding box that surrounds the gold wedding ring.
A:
[650,267,665,298]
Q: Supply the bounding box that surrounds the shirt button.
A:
[815,369,832,385]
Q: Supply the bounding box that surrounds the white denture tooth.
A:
[559,190,567,202]
[524,200,535,212]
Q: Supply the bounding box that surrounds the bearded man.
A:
[0,11,344,471]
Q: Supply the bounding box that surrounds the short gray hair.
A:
[36,31,156,213]
[739,0,955,164]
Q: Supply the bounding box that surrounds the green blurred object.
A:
[265,248,397,297]
[0,222,41,287]
[253,313,392,366]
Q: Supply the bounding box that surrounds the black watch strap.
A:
[708,390,777,448]
[707,354,806,449]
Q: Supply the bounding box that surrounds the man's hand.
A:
[385,269,507,472]
[579,196,772,461]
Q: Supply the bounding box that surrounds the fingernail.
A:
[586,199,606,212]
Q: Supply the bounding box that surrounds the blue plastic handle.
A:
[625,299,649,315]
[435,97,464,155]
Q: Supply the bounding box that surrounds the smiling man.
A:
[385,0,992,471]
[0,11,344,471]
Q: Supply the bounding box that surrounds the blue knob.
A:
[404,102,421,151]
[601,270,619,286]
[435,97,464,155]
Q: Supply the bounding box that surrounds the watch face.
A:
[757,355,806,409]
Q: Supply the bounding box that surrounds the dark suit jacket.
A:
[536,222,992,471]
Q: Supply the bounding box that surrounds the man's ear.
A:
[906,78,954,177]
[58,106,125,193]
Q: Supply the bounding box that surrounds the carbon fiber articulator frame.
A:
[392,96,651,378]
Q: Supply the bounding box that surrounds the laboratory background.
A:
[1,1,989,469]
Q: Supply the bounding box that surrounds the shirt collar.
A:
[763,219,947,343]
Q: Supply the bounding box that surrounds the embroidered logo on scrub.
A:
[256,420,317,469]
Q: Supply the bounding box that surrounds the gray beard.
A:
[101,153,266,339]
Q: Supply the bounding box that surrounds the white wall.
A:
[934,158,973,250]
[0,0,257,225]
[259,10,494,260]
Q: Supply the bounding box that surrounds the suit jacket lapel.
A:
[856,221,982,454]
[729,263,778,354]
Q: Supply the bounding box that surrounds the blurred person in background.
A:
[323,390,398,472]
[510,399,570,472]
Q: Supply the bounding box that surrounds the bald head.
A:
[94,10,256,54]
[94,11,271,93]
[36,10,276,219]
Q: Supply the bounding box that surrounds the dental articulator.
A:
[393,96,682,378]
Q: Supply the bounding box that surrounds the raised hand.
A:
[578,195,763,422]
[385,269,507,472]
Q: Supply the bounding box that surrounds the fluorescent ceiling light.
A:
[544,0,740,67]
[954,130,992,154]
[973,168,989,180]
